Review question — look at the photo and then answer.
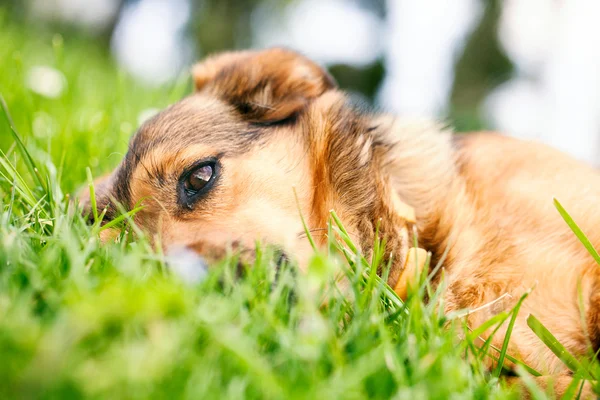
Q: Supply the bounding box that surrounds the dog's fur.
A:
[83,48,600,396]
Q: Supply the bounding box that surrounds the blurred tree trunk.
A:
[99,0,127,47]
[449,0,513,131]
[191,0,264,55]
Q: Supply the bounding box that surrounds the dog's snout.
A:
[165,246,208,283]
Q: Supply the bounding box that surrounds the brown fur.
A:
[82,48,600,397]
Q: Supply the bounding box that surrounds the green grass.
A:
[0,16,598,399]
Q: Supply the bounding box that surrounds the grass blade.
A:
[86,167,99,222]
[493,290,530,377]
[98,205,144,232]
[293,187,317,251]
[0,93,45,190]
[496,349,542,377]
[330,210,359,254]
[527,314,593,380]
[554,198,600,265]
[559,374,584,400]
[466,310,511,342]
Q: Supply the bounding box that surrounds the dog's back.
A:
[416,132,600,374]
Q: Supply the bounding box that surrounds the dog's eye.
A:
[184,163,215,194]
[178,159,220,208]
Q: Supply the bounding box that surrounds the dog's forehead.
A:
[109,94,271,210]
[132,94,246,153]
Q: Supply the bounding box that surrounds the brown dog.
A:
[84,48,600,396]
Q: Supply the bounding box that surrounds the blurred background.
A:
[2,0,600,165]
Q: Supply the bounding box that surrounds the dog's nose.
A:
[165,246,208,283]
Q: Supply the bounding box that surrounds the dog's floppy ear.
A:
[192,48,337,124]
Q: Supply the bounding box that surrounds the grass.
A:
[0,16,598,399]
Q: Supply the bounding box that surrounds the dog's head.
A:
[83,48,416,285]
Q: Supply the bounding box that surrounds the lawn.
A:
[0,18,593,399]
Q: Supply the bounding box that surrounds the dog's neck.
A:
[378,117,461,265]
[303,96,460,280]
[379,117,457,216]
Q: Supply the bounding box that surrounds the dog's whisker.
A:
[449,292,513,320]
[296,228,327,239]
[152,197,174,220]
[297,228,361,240]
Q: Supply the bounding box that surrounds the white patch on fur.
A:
[357,134,373,165]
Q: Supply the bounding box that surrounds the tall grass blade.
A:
[86,167,99,222]
[293,187,317,251]
[554,198,600,265]
[493,290,530,377]
[527,314,593,379]
[0,93,45,189]
[98,205,144,232]
[559,374,584,400]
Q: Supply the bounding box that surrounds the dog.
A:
[82,48,600,397]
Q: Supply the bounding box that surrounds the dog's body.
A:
[86,49,600,396]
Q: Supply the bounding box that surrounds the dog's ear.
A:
[310,111,422,291]
[192,48,337,124]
